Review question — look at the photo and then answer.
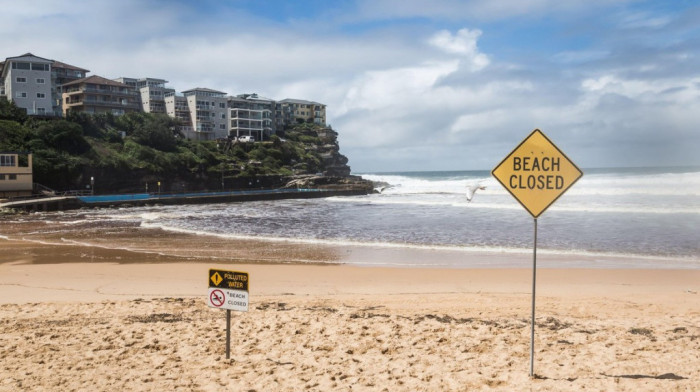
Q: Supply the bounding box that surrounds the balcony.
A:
[80,86,136,96]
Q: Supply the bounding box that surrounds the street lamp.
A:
[90,176,94,195]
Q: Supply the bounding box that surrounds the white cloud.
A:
[428,28,490,70]
[338,60,460,114]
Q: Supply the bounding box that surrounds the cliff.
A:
[0,110,372,195]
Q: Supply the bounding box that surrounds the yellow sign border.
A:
[491,129,583,218]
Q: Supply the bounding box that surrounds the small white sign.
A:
[207,287,249,312]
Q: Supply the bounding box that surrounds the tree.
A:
[129,113,180,152]
[32,120,91,155]
[0,120,31,151]
[0,97,28,123]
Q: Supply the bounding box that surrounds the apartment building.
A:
[164,92,192,133]
[62,75,140,116]
[0,152,33,198]
[0,53,53,116]
[0,53,89,117]
[180,88,229,140]
[52,60,90,115]
[277,98,326,127]
[115,77,175,114]
[228,93,274,141]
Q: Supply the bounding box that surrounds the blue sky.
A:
[2,0,700,172]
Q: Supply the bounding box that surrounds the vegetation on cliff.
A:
[0,98,365,194]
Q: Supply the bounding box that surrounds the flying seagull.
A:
[466,183,486,202]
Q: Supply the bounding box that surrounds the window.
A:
[37,108,46,115]
[15,92,27,98]
[0,174,5,180]
[219,103,226,108]
[0,155,16,166]
[37,93,45,98]
[16,77,27,83]
[12,62,30,70]
[36,78,45,84]
[9,174,17,180]
[31,63,49,71]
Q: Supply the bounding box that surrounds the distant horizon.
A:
[357,164,700,175]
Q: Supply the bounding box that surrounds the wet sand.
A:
[1,221,700,391]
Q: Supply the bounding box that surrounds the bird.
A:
[466,183,486,202]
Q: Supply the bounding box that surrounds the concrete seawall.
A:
[1,188,369,212]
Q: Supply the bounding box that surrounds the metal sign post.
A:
[226,309,231,359]
[492,129,582,378]
[530,218,537,377]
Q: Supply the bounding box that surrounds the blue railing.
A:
[77,188,322,204]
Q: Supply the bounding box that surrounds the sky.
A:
[2,0,700,172]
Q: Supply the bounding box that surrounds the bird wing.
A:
[466,184,478,202]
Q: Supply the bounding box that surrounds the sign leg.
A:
[226,309,231,360]
[530,218,538,378]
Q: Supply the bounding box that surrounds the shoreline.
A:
[1,237,699,305]
[1,224,698,270]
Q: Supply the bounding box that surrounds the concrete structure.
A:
[277,98,326,127]
[179,88,229,140]
[228,93,274,141]
[62,75,140,116]
[0,53,54,116]
[0,152,33,199]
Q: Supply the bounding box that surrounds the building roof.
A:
[279,98,324,106]
[4,52,54,63]
[231,93,275,102]
[1,53,53,78]
[181,87,227,95]
[62,75,128,88]
[52,60,90,73]
[2,53,89,78]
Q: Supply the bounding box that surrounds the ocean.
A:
[3,167,699,269]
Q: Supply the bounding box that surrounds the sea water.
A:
[8,167,700,269]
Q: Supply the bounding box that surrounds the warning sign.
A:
[207,287,249,312]
[492,129,582,218]
[207,269,249,312]
[209,269,249,291]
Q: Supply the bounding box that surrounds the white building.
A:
[178,88,229,140]
[0,53,54,116]
[114,77,175,114]
[228,93,274,141]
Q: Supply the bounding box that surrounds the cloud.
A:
[428,28,490,70]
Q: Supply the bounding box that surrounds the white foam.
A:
[141,221,700,267]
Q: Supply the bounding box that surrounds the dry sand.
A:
[1,237,699,391]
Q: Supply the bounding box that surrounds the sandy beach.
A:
[1,228,699,392]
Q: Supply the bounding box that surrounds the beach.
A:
[1,231,699,391]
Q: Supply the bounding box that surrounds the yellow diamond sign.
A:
[492,129,582,218]
[210,271,223,287]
